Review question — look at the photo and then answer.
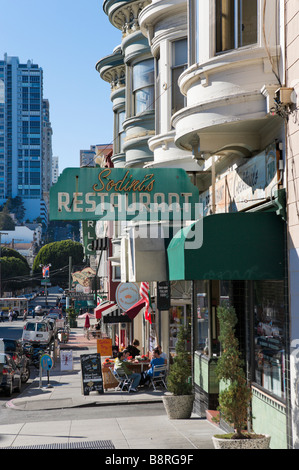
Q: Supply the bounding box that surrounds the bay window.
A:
[171,39,187,116]
[216,0,257,53]
[133,59,154,115]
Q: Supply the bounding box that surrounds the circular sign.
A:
[40,354,53,370]
[116,283,140,311]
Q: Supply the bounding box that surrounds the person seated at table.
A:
[140,347,165,386]
[126,339,140,358]
[157,345,168,364]
[122,349,130,361]
[113,351,141,393]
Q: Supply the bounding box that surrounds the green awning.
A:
[167,212,285,281]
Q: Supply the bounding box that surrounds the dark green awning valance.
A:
[167,212,285,281]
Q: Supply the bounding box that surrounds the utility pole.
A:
[0,232,8,298]
[66,256,72,310]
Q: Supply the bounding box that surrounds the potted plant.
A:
[67,307,77,328]
[212,305,271,449]
[162,326,194,419]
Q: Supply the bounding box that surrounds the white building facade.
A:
[94,0,299,448]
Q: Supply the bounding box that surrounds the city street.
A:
[0,291,60,401]
[0,307,220,451]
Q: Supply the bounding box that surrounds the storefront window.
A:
[169,305,191,353]
[253,281,286,400]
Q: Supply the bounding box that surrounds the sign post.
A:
[40,354,53,389]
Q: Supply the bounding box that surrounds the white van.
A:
[22,320,53,345]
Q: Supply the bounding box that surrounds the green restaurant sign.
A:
[50,167,200,222]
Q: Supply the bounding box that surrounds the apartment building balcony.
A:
[173,0,284,161]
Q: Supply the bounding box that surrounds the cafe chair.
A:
[113,370,134,392]
[149,364,168,391]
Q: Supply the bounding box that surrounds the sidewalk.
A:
[0,323,222,449]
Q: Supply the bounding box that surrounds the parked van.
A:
[22,320,53,345]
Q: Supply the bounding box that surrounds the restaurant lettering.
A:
[58,191,194,213]
[50,167,200,221]
[92,169,155,192]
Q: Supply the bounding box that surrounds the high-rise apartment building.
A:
[0,54,48,224]
[42,99,53,219]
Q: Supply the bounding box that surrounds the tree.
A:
[0,206,15,230]
[4,196,26,224]
[0,248,31,293]
[32,240,84,287]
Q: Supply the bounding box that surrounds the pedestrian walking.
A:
[8,308,13,322]
[0,310,4,322]
[23,308,28,321]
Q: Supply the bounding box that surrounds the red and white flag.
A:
[140,282,152,324]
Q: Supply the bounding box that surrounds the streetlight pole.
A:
[0,232,8,298]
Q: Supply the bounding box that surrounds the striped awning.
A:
[123,298,146,320]
[103,309,132,323]
[94,301,118,319]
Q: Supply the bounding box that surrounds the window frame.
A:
[171,38,188,117]
[132,58,155,116]
[215,0,258,54]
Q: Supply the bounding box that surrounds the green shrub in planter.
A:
[167,326,192,396]
[215,305,252,439]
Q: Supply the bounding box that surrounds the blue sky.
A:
[0,0,121,172]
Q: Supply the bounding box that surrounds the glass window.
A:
[37,323,47,332]
[172,39,187,116]
[253,281,286,399]
[117,110,125,153]
[169,305,191,353]
[216,0,257,53]
[133,59,154,115]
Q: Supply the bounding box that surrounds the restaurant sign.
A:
[199,143,278,216]
[49,167,200,222]
[82,220,96,255]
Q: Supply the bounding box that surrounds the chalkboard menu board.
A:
[157,281,171,310]
[80,353,104,395]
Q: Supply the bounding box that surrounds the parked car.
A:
[0,338,30,383]
[22,320,53,345]
[45,318,58,338]
[45,312,65,329]
[0,353,22,396]
[59,297,67,306]
[34,305,43,316]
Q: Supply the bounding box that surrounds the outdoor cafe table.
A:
[126,361,150,374]
[101,360,151,390]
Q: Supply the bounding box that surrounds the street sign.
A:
[40,354,53,370]
[41,279,51,285]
